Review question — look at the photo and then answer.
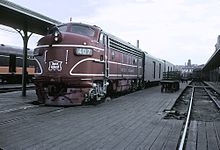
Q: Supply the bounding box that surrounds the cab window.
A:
[99,33,105,44]
[71,25,95,37]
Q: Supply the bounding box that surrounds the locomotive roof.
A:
[103,31,143,52]
[0,44,33,56]
[56,22,142,53]
[56,22,101,32]
[144,51,174,65]
[144,52,164,63]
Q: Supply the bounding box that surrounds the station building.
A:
[202,35,220,89]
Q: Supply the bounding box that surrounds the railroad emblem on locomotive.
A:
[48,60,63,71]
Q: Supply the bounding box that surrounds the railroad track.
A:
[0,84,35,93]
[178,84,220,150]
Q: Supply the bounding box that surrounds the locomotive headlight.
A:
[54,31,59,37]
[54,37,59,42]
[54,31,59,42]
[75,48,93,56]
[52,29,62,43]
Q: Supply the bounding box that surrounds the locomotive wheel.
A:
[104,96,111,102]
[106,81,116,97]
[88,89,98,105]
[35,88,46,104]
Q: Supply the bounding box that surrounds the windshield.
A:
[70,25,95,37]
[49,24,96,37]
[58,25,68,32]
[48,25,67,34]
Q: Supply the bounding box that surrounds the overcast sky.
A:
[0,0,220,65]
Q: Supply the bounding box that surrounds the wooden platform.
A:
[0,83,219,149]
[186,121,220,150]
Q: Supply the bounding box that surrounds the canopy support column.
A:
[16,25,32,96]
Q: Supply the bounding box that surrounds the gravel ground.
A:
[164,86,220,121]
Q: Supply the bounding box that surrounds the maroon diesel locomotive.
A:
[34,22,143,105]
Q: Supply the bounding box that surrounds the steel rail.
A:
[178,87,194,150]
[204,88,220,110]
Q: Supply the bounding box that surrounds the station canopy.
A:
[0,0,62,96]
[202,48,220,72]
[0,0,61,35]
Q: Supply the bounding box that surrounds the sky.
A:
[0,0,220,65]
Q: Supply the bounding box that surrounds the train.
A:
[0,44,38,83]
[33,22,175,106]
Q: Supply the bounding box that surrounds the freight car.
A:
[143,53,175,87]
[33,22,175,106]
[0,44,38,83]
[143,53,177,92]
